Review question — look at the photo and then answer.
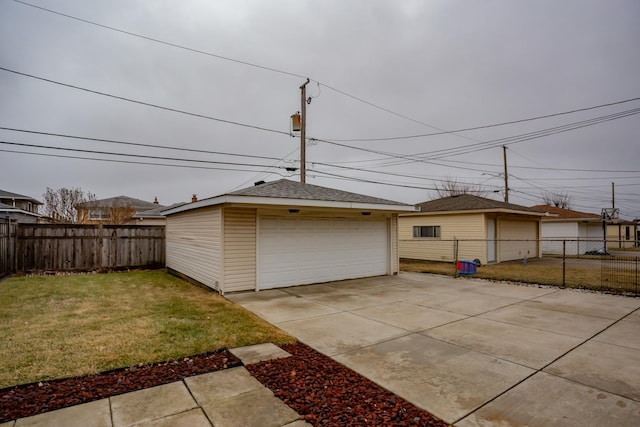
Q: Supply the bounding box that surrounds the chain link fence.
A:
[400,238,640,296]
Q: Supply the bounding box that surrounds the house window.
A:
[625,226,630,240]
[413,225,441,238]
[89,209,110,221]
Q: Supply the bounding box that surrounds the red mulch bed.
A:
[0,349,240,423]
[1,342,449,426]
[247,343,449,426]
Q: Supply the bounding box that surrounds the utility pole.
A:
[503,146,509,203]
[300,78,310,183]
[612,182,615,209]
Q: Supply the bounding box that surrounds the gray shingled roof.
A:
[530,205,601,219]
[417,194,543,214]
[133,202,185,218]
[229,179,409,206]
[0,189,43,205]
[77,196,164,212]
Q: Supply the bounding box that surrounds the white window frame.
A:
[413,225,441,239]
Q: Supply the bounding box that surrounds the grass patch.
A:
[400,258,602,288]
[0,270,294,388]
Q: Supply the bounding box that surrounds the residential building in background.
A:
[0,189,44,223]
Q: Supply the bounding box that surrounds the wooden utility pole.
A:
[300,78,310,183]
[503,146,509,203]
[612,182,615,209]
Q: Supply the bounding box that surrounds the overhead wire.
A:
[0,126,284,161]
[0,148,291,175]
[324,97,640,142]
[0,67,291,137]
[0,140,291,170]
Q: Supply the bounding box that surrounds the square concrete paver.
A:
[110,382,197,427]
[479,303,615,339]
[457,371,640,427]
[237,296,340,323]
[131,408,211,427]
[14,399,111,427]
[464,282,557,300]
[523,291,640,320]
[335,333,533,424]
[424,317,583,369]
[277,311,408,355]
[594,311,640,350]
[201,388,300,427]
[412,291,522,316]
[545,340,640,401]
[352,302,468,332]
[229,343,291,365]
[185,367,264,405]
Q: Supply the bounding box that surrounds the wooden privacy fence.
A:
[12,224,165,274]
[0,219,17,278]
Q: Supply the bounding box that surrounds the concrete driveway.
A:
[228,272,640,426]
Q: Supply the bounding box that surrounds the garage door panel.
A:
[258,217,388,289]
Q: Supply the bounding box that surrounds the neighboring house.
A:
[76,196,164,224]
[530,205,604,254]
[0,189,44,223]
[607,219,638,249]
[132,202,185,225]
[399,194,545,265]
[163,179,415,294]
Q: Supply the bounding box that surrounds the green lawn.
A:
[0,270,294,388]
[400,258,603,289]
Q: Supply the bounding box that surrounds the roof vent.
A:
[191,194,197,203]
[254,180,266,186]
[153,196,159,204]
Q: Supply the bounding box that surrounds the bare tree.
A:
[42,187,96,223]
[542,191,572,209]
[104,201,136,224]
[432,178,490,199]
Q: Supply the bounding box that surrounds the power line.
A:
[0,67,291,137]
[0,148,291,175]
[0,140,290,170]
[312,107,640,168]
[11,0,307,80]
[10,0,472,139]
[325,97,640,142]
[0,126,285,162]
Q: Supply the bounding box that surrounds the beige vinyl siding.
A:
[166,206,221,291]
[498,219,539,261]
[399,213,486,263]
[222,207,256,292]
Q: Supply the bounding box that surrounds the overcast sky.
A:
[1,0,639,218]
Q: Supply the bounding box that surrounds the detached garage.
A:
[399,194,545,265]
[163,179,414,294]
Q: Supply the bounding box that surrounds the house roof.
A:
[0,201,43,217]
[0,189,43,205]
[414,194,545,216]
[132,203,185,219]
[530,205,601,220]
[163,179,415,216]
[77,196,164,212]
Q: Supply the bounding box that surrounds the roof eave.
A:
[163,195,416,216]
[402,208,546,217]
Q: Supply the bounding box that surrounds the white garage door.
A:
[258,216,388,289]
[499,219,539,261]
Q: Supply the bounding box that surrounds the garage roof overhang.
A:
[400,208,546,218]
[163,195,417,216]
